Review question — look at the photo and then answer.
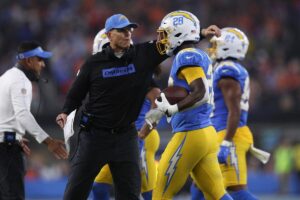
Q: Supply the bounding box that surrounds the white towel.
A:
[63,110,76,153]
[249,144,271,164]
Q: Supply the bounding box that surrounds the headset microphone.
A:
[40,78,48,83]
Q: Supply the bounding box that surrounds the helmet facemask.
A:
[156,28,170,55]
[207,39,218,61]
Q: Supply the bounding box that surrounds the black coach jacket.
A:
[62,41,168,129]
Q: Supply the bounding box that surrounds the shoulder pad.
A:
[176,48,204,67]
[215,61,241,79]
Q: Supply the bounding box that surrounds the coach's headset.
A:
[16,47,52,82]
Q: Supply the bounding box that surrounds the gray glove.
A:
[145,108,164,129]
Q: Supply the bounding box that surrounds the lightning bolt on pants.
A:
[153,126,227,200]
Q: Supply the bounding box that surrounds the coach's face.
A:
[107,27,132,51]
[27,56,45,77]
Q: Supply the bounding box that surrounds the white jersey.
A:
[0,67,48,143]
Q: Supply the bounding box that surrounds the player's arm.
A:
[218,77,241,141]
[154,66,208,116]
[176,66,207,111]
[139,87,161,139]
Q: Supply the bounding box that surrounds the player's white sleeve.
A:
[63,110,76,153]
[10,81,49,143]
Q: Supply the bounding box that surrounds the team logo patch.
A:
[102,64,136,78]
[119,15,128,21]
[21,88,27,94]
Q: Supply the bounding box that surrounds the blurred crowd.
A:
[1,0,300,122]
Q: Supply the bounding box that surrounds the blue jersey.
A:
[135,99,151,151]
[211,60,250,131]
[168,48,213,133]
[135,99,151,131]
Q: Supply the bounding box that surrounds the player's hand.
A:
[218,140,232,164]
[155,93,178,117]
[43,137,68,159]
[201,25,221,38]
[56,113,68,129]
[20,138,31,156]
[145,108,164,130]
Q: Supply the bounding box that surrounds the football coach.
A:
[56,14,168,200]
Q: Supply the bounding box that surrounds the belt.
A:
[96,123,135,134]
[0,132,22,143]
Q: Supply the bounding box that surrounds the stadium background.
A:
[0,0,300,199]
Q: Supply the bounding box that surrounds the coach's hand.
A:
[218,140,232,164]
[155,93,178,117]
[43,137,68,159]
[201,25,221,38]
[56,113,68,128]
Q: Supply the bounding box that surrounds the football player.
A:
[210,27,258,200]
[146,11,232,200]
[191,27,259,200]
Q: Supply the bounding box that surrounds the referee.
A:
[56,14,220,200]
[0,41,68,200]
